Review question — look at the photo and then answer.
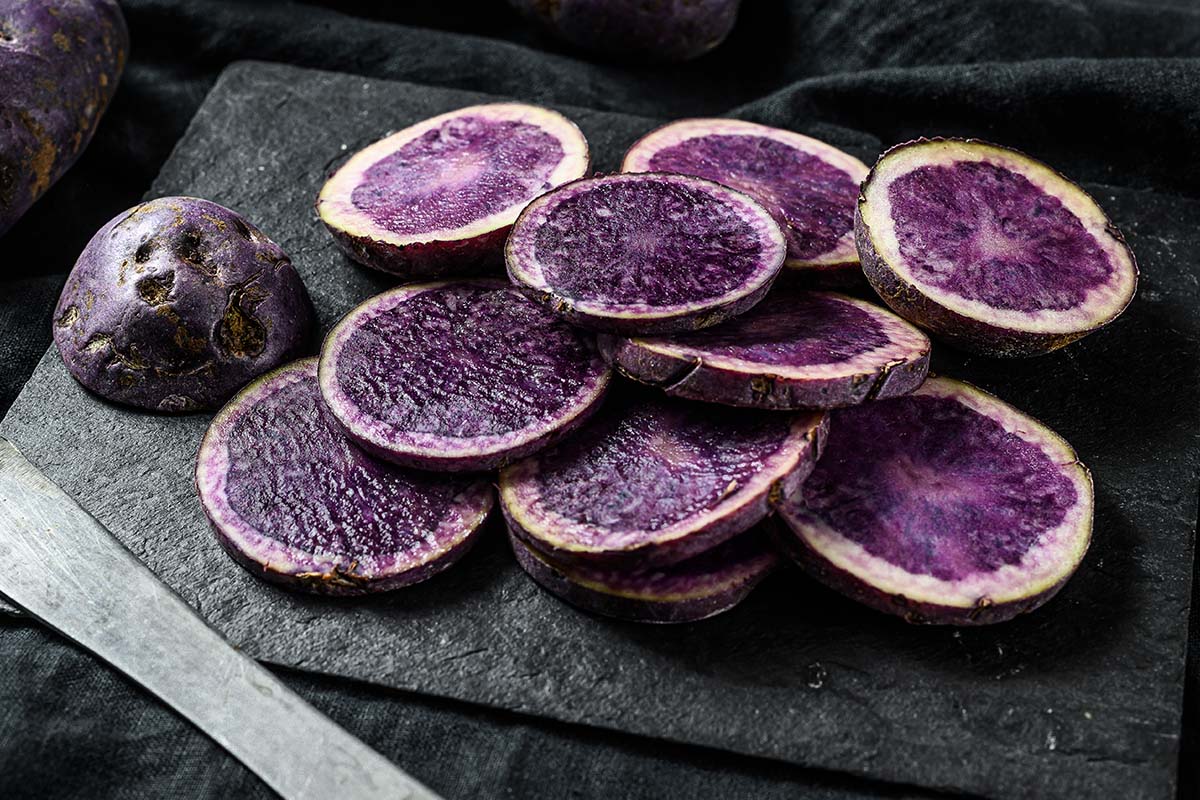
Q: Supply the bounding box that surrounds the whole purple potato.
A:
[53,197,315,413]
[508,0,741,63]
[0,0,128,236]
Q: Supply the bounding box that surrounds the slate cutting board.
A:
[4,62,1195,800]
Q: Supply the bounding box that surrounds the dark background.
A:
[0,1,1197,797]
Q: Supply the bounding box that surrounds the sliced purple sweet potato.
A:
[856,138,1138,357]
[622,119,869,283]
[196,358,493,595]
[508,525,779,624]
[317,103,589,278]
[775,376,1093,625]
[500,392,826,568]
[53,196,314,413]
[601,288,929,409]
[505,172,786,335]
[319,279,610,472]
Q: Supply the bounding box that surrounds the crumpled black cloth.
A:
[0,1,1197,797]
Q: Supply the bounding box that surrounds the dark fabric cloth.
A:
[0,1,1197,797]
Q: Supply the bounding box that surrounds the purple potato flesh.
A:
[0,0,127,236]
[317,103,589,278]
[508,525,779,624]
[196,358,494,595]
[506,172,786,335]
[507,0,741,64]
[500,392,826,568]
[601,288,930,410]
[622,119,869,281]
[856,138,1138,357]
[53,196,314,413]
[319,279,611,472]
[776,376,1093,625]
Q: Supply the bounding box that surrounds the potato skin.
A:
[53,197,314,413]
[323,219,510,279]
[508,0,740,63]
[0,0,127,236]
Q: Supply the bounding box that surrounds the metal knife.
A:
[0,437,442,800]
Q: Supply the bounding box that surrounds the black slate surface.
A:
[3,61,1195,800]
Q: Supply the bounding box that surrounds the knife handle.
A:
[0,438,441,800]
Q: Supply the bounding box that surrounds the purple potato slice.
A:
[500,392,826,568]
[601,288,930,410]
[856,138,1138,357]
[622,119,869,283]
[505,172,786,335]
[317,102,589,278]
[0,0,128,236]
[507,0,741,64]
[319,279,610,472]
[53,196,314,413]
[196,358,493,595]
[508,525,779,624]
[776,376,1093,625]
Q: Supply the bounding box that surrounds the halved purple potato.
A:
[775,376,1093,625]
[319,279,610,472]
[508,525,779,624]
[196,358,493,595]
[622,119,869,283]
[500,392,826,568]
[506,172,786,335]
[856,138,1138,357]
[507,0,741,64]
[317,103,589,278]
[601,288,930,410]
[53,197,314,413]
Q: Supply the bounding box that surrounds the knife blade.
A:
[0,437,442,800]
